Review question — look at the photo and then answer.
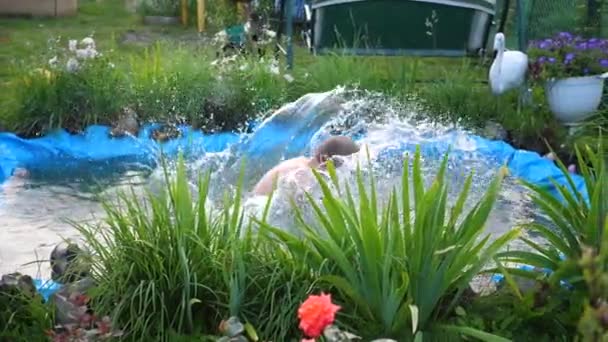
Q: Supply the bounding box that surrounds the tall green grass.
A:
[0,282,53,342]
[2,36,555,145]
[74,156,312,341]
[257,147,519,340]
[73,147,524,341]
[496,140,607,290]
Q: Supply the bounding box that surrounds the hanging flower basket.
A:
[528,32,608,126]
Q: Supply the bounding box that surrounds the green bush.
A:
[491,139,607,340]
[5,55,127,135]
[73,146,528,341]
[0,276,53,342]
[496,141,606,289]
[258,147,518,340]
[74,156,313,340]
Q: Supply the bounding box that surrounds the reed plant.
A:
[72,156,314,341]
[0,283,53,341]
[69,146,527,341]
[257,147,519,340]
[2,37,551,143]
[496,139,606,291]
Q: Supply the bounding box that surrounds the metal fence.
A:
[495,0,607,50]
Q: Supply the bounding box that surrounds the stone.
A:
[323,324,362,341]
[150,123,182,142]
[110,107,140,138]
[219,316,245,337]
[482,121,508,141]
[50,240,91,284]
[51,277,95,326]
[0,272,37,298]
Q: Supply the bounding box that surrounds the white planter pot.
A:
[545,75,605,126]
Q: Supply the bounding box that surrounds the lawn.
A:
[0,0,565,154]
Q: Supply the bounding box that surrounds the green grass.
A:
[70,148,522,341]
[258,147,519,340]
[0,277,53,341]
[73,156,314,341]
[0,0,578,153]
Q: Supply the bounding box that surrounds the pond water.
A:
[0,88,542,279]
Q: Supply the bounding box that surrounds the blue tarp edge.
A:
[0,122,587,297]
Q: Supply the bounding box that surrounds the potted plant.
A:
[139,0,180,25]
[528,32,608,126]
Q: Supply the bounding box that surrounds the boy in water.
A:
[252,136,360,196]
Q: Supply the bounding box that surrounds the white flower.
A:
[283,74,295,83]
[269,61,280,75]
[81,37,96,49]
[66,58,79,73]
[108,62,115,68]
[68,39,78,52]
[264,29,277,38]
[48,56,58,67]
[239,63,249,71]
[213,30,228,45]
[76,47,98,59]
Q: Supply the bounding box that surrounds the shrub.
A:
[258,146,519,340]
[73,156,313,340]
[528,32,608,83]
[0,274,53,341]
[496,140,606,289]
[495,139,607,339]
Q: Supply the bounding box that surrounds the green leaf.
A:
[435,324,512,342]
[409,304,419,335]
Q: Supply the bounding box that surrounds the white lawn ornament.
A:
[489,32,528,95]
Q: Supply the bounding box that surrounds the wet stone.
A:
[51,277,95,326]
[482,121,508,141]
[50,240,91,284]
[0,272,38,298]
[109,107,140,138]
[150,123,182,142]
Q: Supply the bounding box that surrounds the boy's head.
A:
[313,136,360,166]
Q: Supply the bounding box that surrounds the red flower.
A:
[69,293,90,307]
[297,292,341,338]
[97,316,113,335]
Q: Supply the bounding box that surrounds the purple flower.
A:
[537,56,548,64]
[539,39,553,50]
[548,57,556,63]
[584,68,590,74]
[575,42,589,50]
[557,32,574,41]
[599,59,608,68]
[564,53,575,64]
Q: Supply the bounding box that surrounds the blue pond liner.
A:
[33,278,62,302]
[1,121,588,297]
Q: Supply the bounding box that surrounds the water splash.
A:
[0,87,537,277]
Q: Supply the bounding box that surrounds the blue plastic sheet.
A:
[33,278,62,302]
[0,124,242,184]
[0,115,591,295]
[0,122,589,202]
